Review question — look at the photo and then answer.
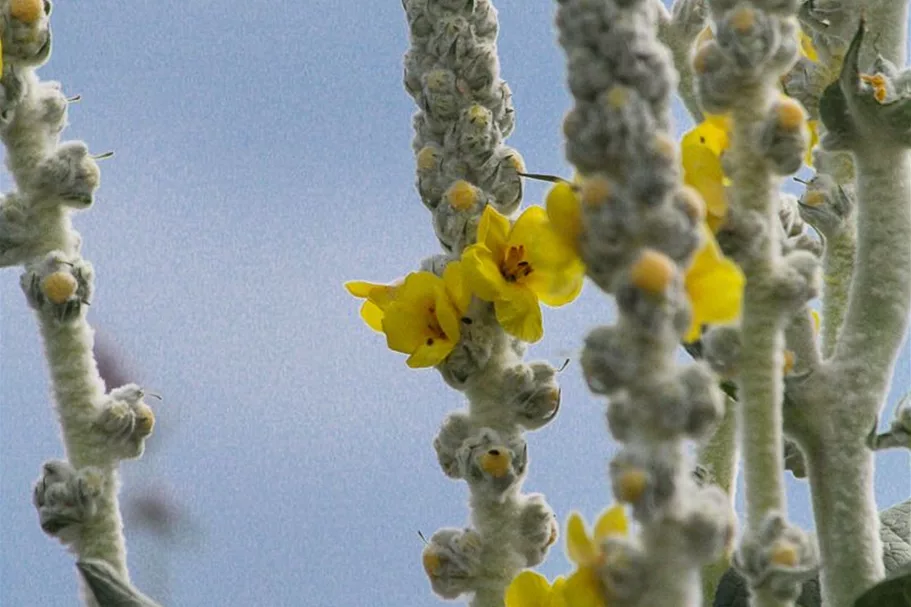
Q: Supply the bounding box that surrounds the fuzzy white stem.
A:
[729,86,793,607]
[820,224,855,358]
[38,317,128,586]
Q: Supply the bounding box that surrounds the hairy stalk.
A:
[820,223,855,357]
[788,1,911,602]
[698,395,738,602]
[729,88,788,535]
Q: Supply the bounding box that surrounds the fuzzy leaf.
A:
[77,560,163,607]
[853,562,911,607]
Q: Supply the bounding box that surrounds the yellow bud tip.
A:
[422,551,442,576]
[782,350,796,375]
[605,85,631,109]
[617,468,649,503]
[546,520,559,547]
[479,448,511,478]
[802,190,825,207]
[134,404,156,436]
[580,176,611,207]
[678,187,707,222]
[776,99,806,131]
[507,152,525,174]
[11,0,43,23]
[860,73,889,103]
[416,146,439,172]
[446,180,478,211]
[425,70,448,91]
[629,249,676,296]
[730,7,756,33]
[769,540,800,567]
[41,272,78,305]
[692,42,714,75]
[467,104,488,122]
[653,133,677,162]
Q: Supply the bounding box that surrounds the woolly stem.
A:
[37,316,128,600]
[656,0,706,123]
[804,426,881,607]
[831,148,911,380]
[698,395,738,604]
[785,308,820,374]
[820,223,855,358]
[729,87,792,607]
[730,92,787,531]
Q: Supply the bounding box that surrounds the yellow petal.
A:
[528,263,585,307]
[546,181,582,246]
[406,337,456,368]
[566,513,598,566]
[562,568,606,607]
[477,204,510,258]
[687,175,728,222]
[494,288,543,343]
[685,230,744,341]
[510,206,579,271]
[547,577,568,607]
[462,244,509,301]
[443,260,472,314]
[345,280,383,298]
[799,30,819,62]
[359,300,384,332]
[435,285,461,343]
[505,571,550,607]
[593,505,629,541]
[805,120,819,167]
[382,303,430,354]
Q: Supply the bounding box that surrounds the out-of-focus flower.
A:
[462,205,584,343]
[346,263,470,368]
[545,180,583,255]
[798,30,819,63]
[683,224,744,342]
[505,571,567,607]
[562,506,629,607]
[681,114,731,233]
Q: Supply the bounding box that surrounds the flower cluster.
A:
[505,506,630,607]
[347,202,584,366]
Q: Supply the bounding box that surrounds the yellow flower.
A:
[681,114,731,233]
[683,224,744,342]
[562,506,630,607]
[462,205,585,343]
[505,571,568,607]
[545,181,583,255]
[345,262,470,368]
[344,280,401,332]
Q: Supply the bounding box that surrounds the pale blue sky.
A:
[1,2,908,606]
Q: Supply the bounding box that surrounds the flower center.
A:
[501,245,533,283]
[425,303,446,345]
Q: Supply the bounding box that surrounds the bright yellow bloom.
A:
[505,571,568,607]
[562,506,630,607]
[683,224,744,342]
[345,279,400,332]
[462,205,585,343]
[681,114,731,233]
[345,262,470,368]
